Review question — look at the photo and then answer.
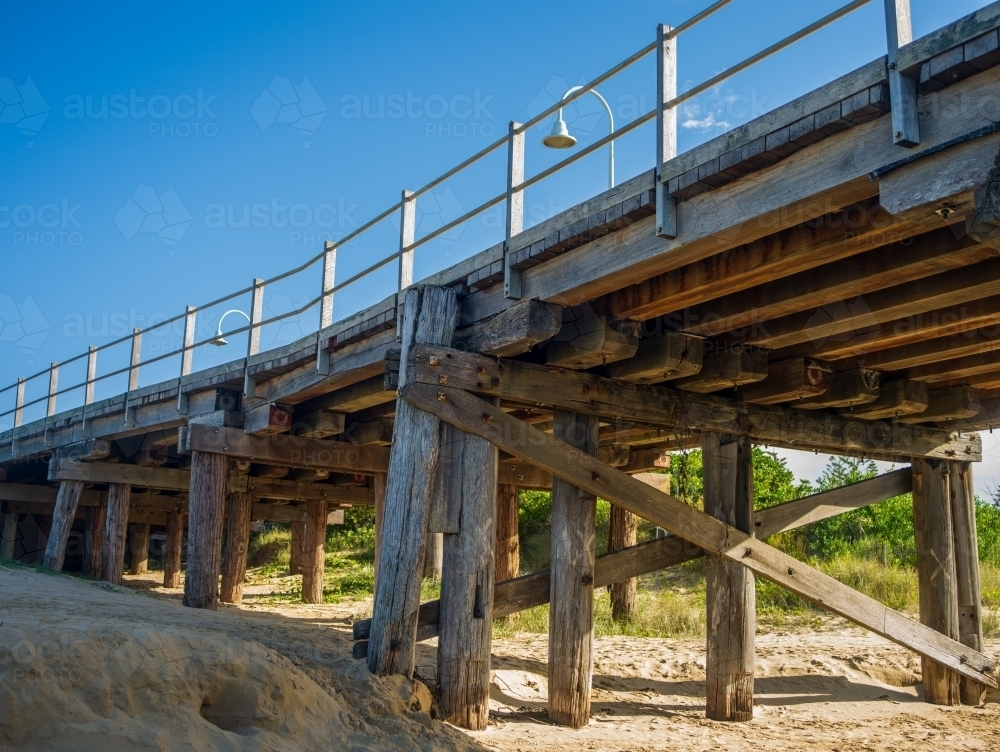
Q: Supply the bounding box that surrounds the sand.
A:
[1,564,998,751]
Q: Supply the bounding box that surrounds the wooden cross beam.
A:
[404,346,981,462]
[402,382,996,688]
[352,467,913,644]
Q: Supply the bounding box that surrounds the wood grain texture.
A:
[0,512,16,559]
[495,484,520,585]
[607,504,638,621]
[102,483,131,585]
[424,533,444,579]
[703,433,755,722]
[84,502,105,578]
[128,522,150,575]
[372,473,387,591]
[368,285,458,678]
[403,383,996,688]
[183,451,228,610]
[163,510,183,588]
[912,458,961,705]
[289,521,306,576]
[42,480,85,571]
[301,498,327,604]
[437,403,498,729]
[220,492,253,604]
[548,410,598,728]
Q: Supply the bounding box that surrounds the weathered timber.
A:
[703,432,755,722]
[898,386,981,424]
[437,398,499,729]
[244,476,375,504]
[967,145,1000,249]
[292,409,347,439]
[102,483,130,585]
[428,422,464,534]
[424,533,444,579]
[296,374,395,416]
[243,403,292,435]
[368,285,459,679]
[0,512,16,559]
[289,520,306,576]
[163,510,183,588]
[354,467,918,642]
[405,346,981,462]
[834,323,1000,374]
[49,459,190,489]
[912,458,962,704]
[849,379,929,419]
[41,480,85,571]
[181,424,391,473]
[546,314,639,369]
[301,498,326,604]
[372,472,387,589]
[249,464,289,479]
[903,349,1000,384]
[453,298,563,356]
[950,460,988,706]
[740,358,828,405]
[220,492,253,604]
[607,503,638,622]
[797,368,881,409]
[343,417,394,445]
[403,383,996,687]
[129,522,150,575]
[497,460,552,489]
[673,345,767,393]
[84,501,106,577]
[495,484,519,585]
[603,332,704,384]
[183,451,228,610]
[549,409,598,728]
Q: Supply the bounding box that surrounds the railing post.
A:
[47,363,59,417]
[320,240,337,328]
[14,378,25,428]
[178,306,196,413]
[85,346,97,405]
[398,190,416,291]
[128,328,142,392]
[884,0,919,147]
[503,120,526,300]
[655,23,678,239]
[248,278,264,357]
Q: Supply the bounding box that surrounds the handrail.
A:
[1,0,893,431]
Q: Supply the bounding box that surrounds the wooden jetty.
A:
[3,0,1000,727]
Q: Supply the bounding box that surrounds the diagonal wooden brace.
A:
[402,382,997,689]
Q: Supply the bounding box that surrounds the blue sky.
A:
[1,0,995,489]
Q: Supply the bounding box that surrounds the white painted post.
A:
[655,23,678,239]
[884,0,920,147]
[128,328,142,392]
[85,346,97,405]
[248,279,264,357]
[503,120,526,300]
[47,363,59,417]
[178,306,196,413]
[399,191,416,291]
[13,378,25,428]
[321,240,337,328]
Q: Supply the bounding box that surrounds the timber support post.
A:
[437,398,499,730]
[372,472,387,590]
[495,483,520,585]
[912,458,961,705]
[163,510,184,588]
[548,409,599,728]
[129,522,150,575]
[221,491,253,604]
[368,285,458,678]
[42,479,85,571]
[301,498,327,604]
[607,504,638,621]
[290,520,306,575]
[424,531,443,580]
[1,510,18,559]
[84,500,105,578]
[702,432,755,722]
[949,460,987,706]
[102,483,131,584]
[183,450,228,610]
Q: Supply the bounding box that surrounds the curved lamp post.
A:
[541,85,615,188]
[209,309,251,346]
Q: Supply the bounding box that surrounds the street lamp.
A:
[210,309,251,346]
[541,85,615,188]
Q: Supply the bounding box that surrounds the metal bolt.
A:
[889,61,897,70]
[893,130,901,138]
[429,355,440,366]
[438,374,448,385]
[437,392,447,402]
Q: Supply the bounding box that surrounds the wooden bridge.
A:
[3,0,1000,729]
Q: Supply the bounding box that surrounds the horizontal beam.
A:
[406,345,981,462]
[404,383,996,688]
[353,466,912,643]
[49,458,190,490]
[180,423,391,473]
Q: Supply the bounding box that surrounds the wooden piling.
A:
[424,532,444,579]
[438,406,499,729]
[183,450,228,610]
[949,460,987,706]
[368,285,458,678]
[495,483,520,584]
[129,522,151,575]
[84,501,106,578]
[301,498,327,604]
[548,409,598,728]
[163,510,184,588]
[912,458,961,705]
[373,472,387,589]
[42,480,85,571]
[607,505,638,621]
[1,511,18,559]
[102,483,131,585]
[290,520,306,576]
[702,432,755,722]
[220,492,253,604]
